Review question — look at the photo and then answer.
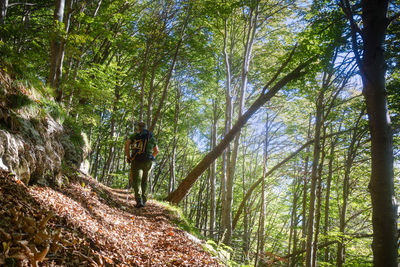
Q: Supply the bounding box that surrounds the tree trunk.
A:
[337,111,364,267]
[256,118,268,267]
[165,53,312,204]
[0,0,8,25]
[138,42,150,122]
[362,2,397,265]
[149,11,189,132]
[49,0,65,91]
[101,80,121,182]
[343,0,397,265]
[54,0,73,101]
[289,170,301,267]
[169,86,181,193]
[323,126,336,263]
[312,125,326,266]
[305,91,324,267]
[223,4,259,245]
[220,15,233,243]
[301,114,312,254]
[146,56,160,128]
[209,101,218,239]
[241,142,250,263]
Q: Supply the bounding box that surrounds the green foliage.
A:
[157,201,202,238]
[7,93,32,109]
[203,240,240,267]
[39,98,66,122]
[63,117,85,148]
[109,171,129,189]
[1,0,398,265]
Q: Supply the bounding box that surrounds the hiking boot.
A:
[135,199,144,208]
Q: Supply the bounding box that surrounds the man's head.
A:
[134,121,146,133]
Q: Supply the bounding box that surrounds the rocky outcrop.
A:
[0,72,89,185]
[0,117,64,185]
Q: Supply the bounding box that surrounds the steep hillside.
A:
[0,71,89,186]
[0,72,222,266]
[0,168,221,266]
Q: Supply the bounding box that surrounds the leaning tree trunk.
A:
[165,51,313,204]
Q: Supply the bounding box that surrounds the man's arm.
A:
[152,145,159,158]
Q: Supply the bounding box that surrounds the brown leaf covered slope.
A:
[0,169,221,266]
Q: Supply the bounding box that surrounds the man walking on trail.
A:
[125,122,159,208]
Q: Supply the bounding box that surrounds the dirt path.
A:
[0,170,221,266]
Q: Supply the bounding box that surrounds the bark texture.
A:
[359,1,397,265]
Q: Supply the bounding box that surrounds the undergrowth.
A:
[157,201,239,266]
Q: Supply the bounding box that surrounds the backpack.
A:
[130,130,154,161]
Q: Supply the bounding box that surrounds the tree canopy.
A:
[0,0,399,266]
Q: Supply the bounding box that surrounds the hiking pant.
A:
[129,159,153,203]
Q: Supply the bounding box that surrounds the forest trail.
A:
[0,169,221,266]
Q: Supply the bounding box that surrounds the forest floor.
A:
[0,169,222,266]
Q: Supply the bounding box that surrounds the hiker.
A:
[125,122,159,208]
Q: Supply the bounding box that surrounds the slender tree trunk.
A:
[209,101,218,239]
[241,142,250,263]
[146,57,160,128]
[312,124,326,266]
[138,42,150,122]
[301,114,312,254]
[305,91,324,267]
[195,177,206,228]
[323,126,336,263]
[0,0,8,25]
[337,112,364,267]
[54,0,73,101]
[149,11,189,132]
[256,118,268,267]
[220,15,233,243]
[101,80,120,182]
[224,4,259,245]
[49,0,66,91]
[169,86,181,193]
[289,170,301,267]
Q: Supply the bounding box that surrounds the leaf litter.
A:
[0,169,221,266]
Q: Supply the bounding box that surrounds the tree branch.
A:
[339,0,365,75]
[165,53,315,205]
[388,12,400,25]
[232,127,355,230]
[8,3,36,8]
